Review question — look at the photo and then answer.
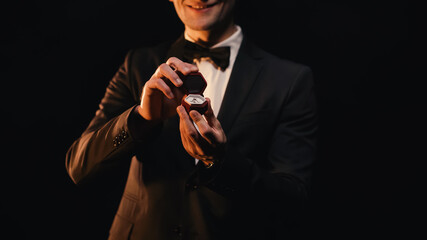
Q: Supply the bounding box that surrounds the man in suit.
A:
[66,0,317,239]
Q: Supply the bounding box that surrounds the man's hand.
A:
[139,57,198,121]
[177,98,227,166]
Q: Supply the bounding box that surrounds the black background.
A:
[2,0,412,239]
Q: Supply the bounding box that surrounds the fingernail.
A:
[177,106,185,116]
[176,78,182,85]
[190,110,198,118]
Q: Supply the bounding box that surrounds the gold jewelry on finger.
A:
[205,162,214,168]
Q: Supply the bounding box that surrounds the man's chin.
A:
[187,20,218,32]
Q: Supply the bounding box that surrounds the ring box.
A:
[180,72,208,115]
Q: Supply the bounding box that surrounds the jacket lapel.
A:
[166,35,187,62]
[217,38,264,134]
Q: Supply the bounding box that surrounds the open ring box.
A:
[179,72,208,115]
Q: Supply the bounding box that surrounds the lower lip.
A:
[187,4,216,13]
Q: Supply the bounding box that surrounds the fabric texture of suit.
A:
[66,35,317,240]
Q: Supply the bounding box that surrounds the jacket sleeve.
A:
[65,50,145,186]
[198,66,317,218]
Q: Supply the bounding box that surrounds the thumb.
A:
[204,98,221,129]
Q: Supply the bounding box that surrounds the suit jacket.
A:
[66,35,317,240]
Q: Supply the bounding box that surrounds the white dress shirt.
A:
[184,25,243,116]
[184,25,243,165]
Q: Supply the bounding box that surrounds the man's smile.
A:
[186,1,219,11]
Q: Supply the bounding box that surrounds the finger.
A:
[177,106,199,140]
[155,63,183,87]
[177,105,190,122]
[189,110,205,128]
[203,98,221,129]
[189,110,216,145]
[179,124,193,153]
[166,57,198,75]
[146,77,174,99]
[178,106,214,158]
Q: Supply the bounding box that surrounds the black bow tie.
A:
[183,40,230,70]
